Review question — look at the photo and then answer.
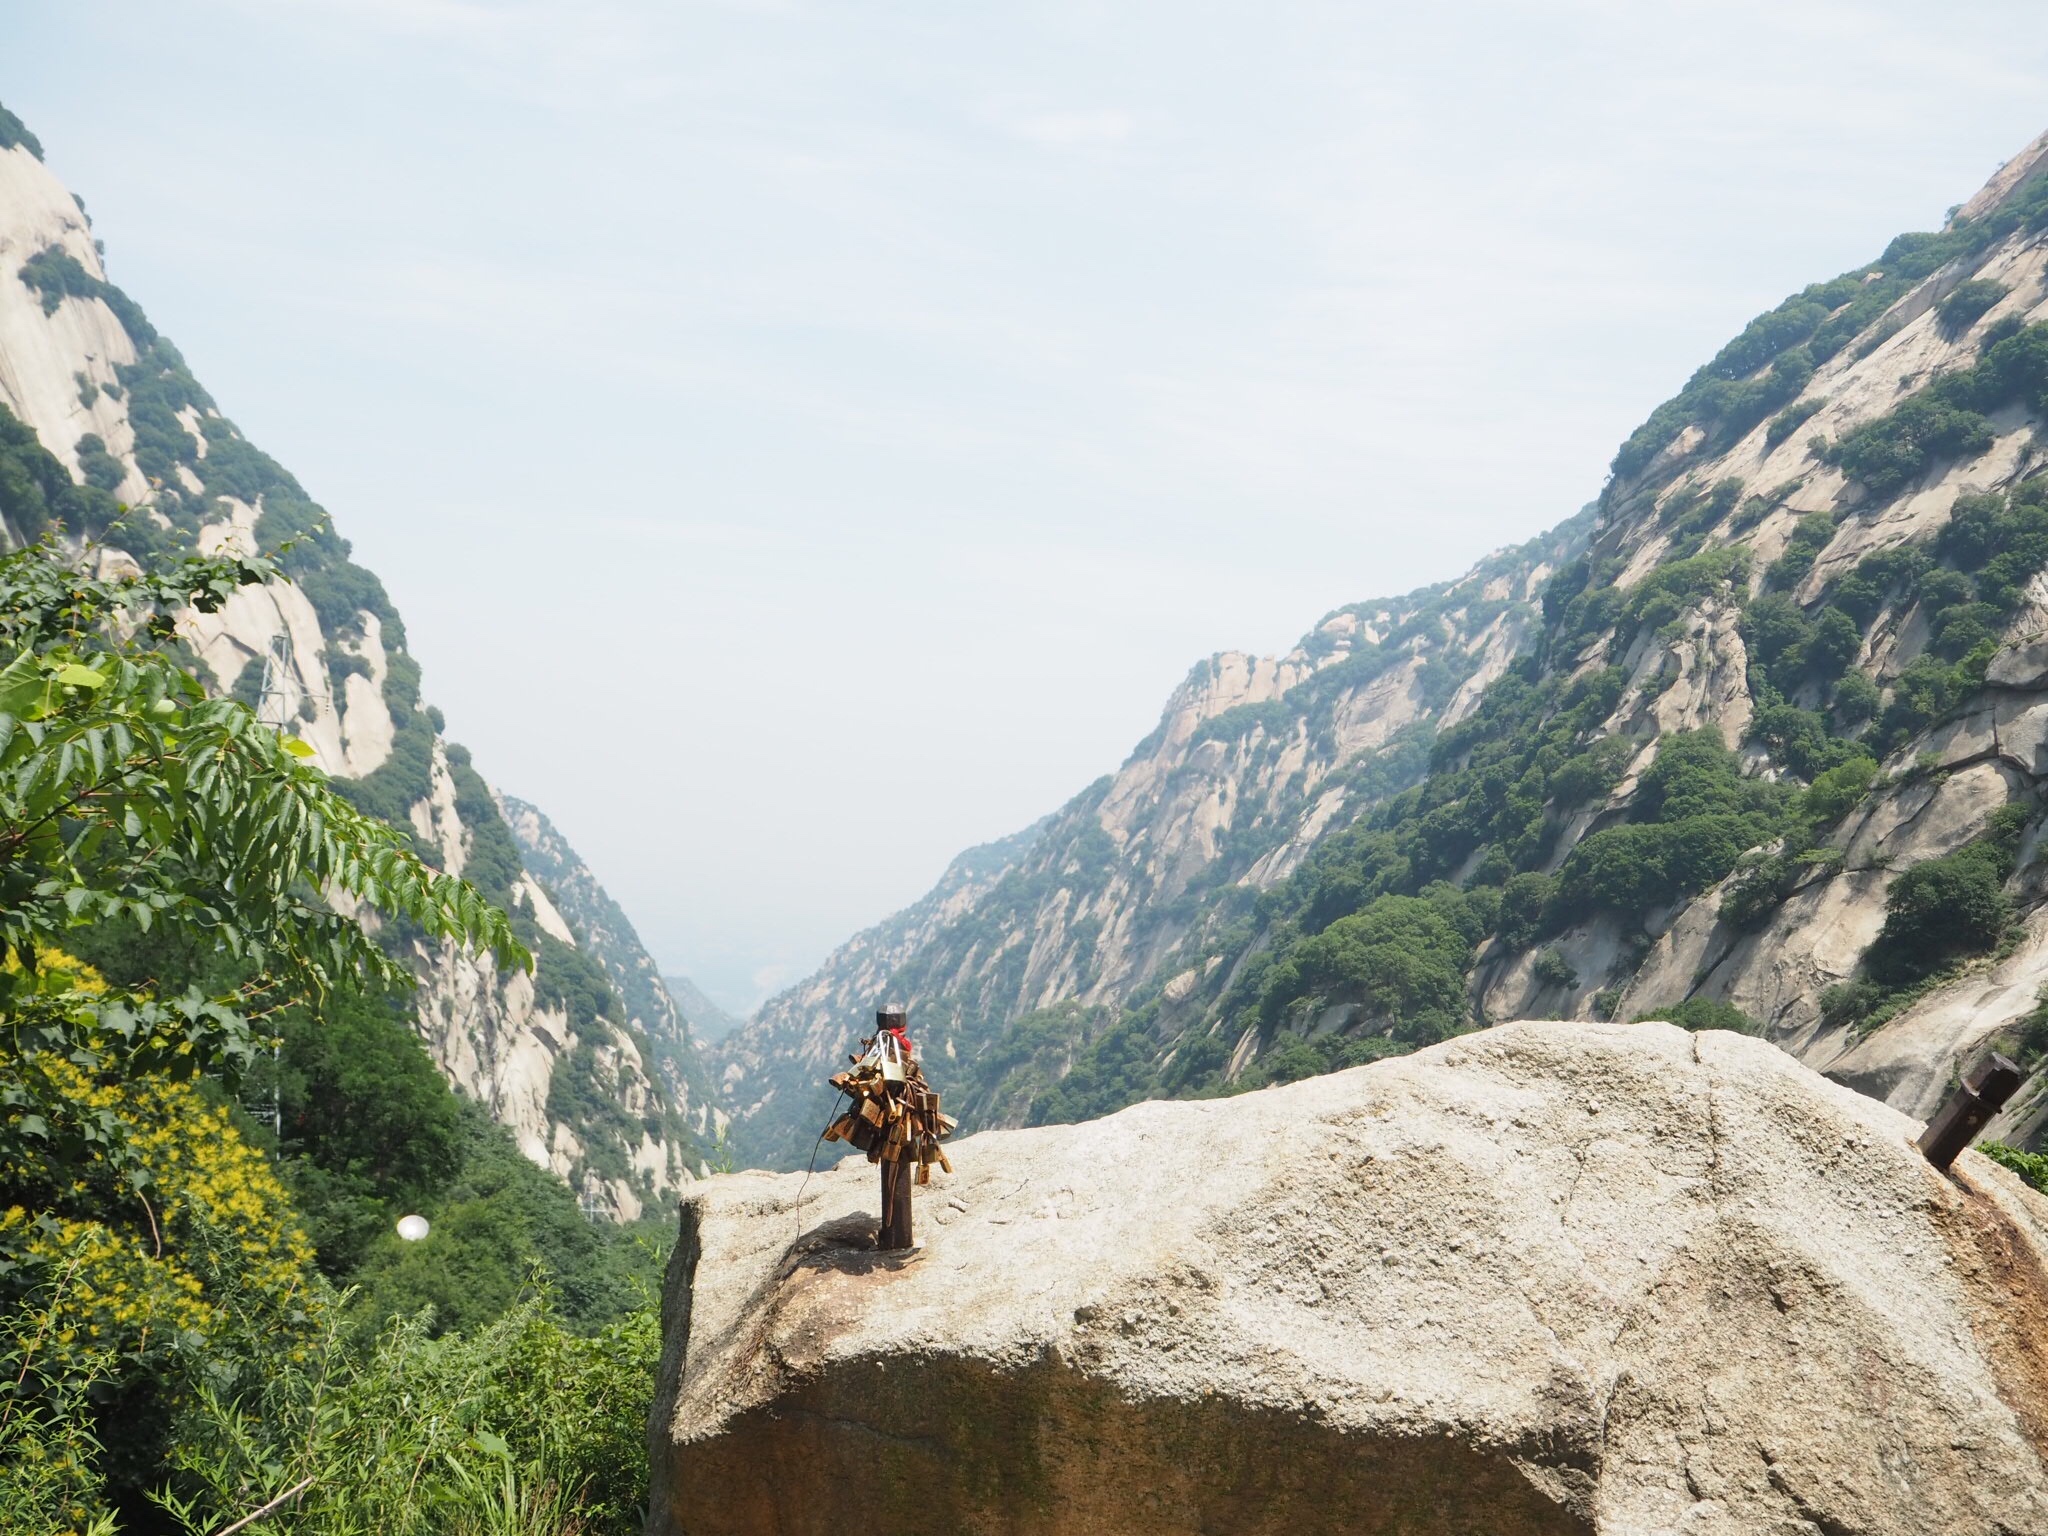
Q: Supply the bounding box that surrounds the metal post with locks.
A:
[820,1006,956,1251]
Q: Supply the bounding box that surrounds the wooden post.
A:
[1918,1053,2024,1172]
[876,1006,915,1250]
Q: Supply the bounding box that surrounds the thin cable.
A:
[791,1087,851,1244]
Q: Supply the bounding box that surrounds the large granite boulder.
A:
[648,1021,2048,1535]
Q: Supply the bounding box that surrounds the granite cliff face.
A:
[0,118,703,1217]
[719,131,2048,1169]
[1468,128,2048,1127]
[654,1020,2048,1535]
[502,794,722,1152]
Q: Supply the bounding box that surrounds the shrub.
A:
[1930,599,2002,660]
[1832,670,1880,725]
[1801,755,1878,825]
[17,246,156,345]
[0,402,125,543]
[1751,703,1862,779]
[1633,996,1761,1033]
[1941,492,2007,567]
[1828,394,1995,499]
[1740,594,1814,695]
[1,1274,117,1536]
[1869,855,2010,984]
[1827,321,2048,503]
[1495,871,1556,948]
[1764,398,1823,449]
[72,433,124,493]
[1622,547,1746,632]
[159,1293,658,1536]
[1552,816,1757,920]
[1766,513,1834,591]
[1550,731,1786,924]
[1658,478,1744,540]
[1259,894,1471,1040]
[1803,607,1862,679]
[1547,737,1630,810]
[1829,544,1929,626]
[1531,948,1578,989]
[0,98,44,159]
[1874,648,1993,753]
[1982,1141,2048,1192]
[1867,805,2029,986]
[1936,279,2008,337]
[1720,852,1795,931]
[326,650,372,696]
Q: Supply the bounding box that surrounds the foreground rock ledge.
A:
[648,1021,2048,1535]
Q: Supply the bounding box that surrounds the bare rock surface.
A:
[650,1020,2048,1536]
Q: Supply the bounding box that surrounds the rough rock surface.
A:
[651,1021,2048,1535]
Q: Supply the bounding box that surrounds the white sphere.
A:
[395,1214,430,1242]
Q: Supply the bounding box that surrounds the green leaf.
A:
[0,649,44,716]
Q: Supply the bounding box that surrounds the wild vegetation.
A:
[11,204,699,1197]
[1609,169,2048,483]
[0,538,665,1535]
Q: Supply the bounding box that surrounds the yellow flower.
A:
[13,1060,322,1378]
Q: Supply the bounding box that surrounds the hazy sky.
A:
[10,3,2048,1010]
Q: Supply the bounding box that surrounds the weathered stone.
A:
[649,1021,2048,1536]
[1989,639,2048,690]
[1997,694,2048,776]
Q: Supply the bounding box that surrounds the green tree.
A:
[0,536,525,1213]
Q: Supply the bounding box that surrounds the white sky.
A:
[10,2,2048,1010]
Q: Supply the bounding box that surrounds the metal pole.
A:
[876,1006,914,1250]
[1918,1053,2024,1172]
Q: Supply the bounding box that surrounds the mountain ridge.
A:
[716,512,1592,1166]
[720,127,2048,1169]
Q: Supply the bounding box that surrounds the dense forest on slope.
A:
[1,540,662,1533]
[723,130,2048,1169]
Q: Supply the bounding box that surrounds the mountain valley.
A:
[716,129,2048,1177]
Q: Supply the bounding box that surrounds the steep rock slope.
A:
[502,793,720,1149]
[653,1020,2048,1535]
[726,130,2048,1166]
[0,118,698,1217]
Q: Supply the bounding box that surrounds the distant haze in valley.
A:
[664,975,745,1043]
[10,3,2048,1009]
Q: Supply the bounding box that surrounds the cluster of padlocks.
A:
[823,1031,955,1183]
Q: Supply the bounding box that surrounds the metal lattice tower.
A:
[255,631,332,731]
